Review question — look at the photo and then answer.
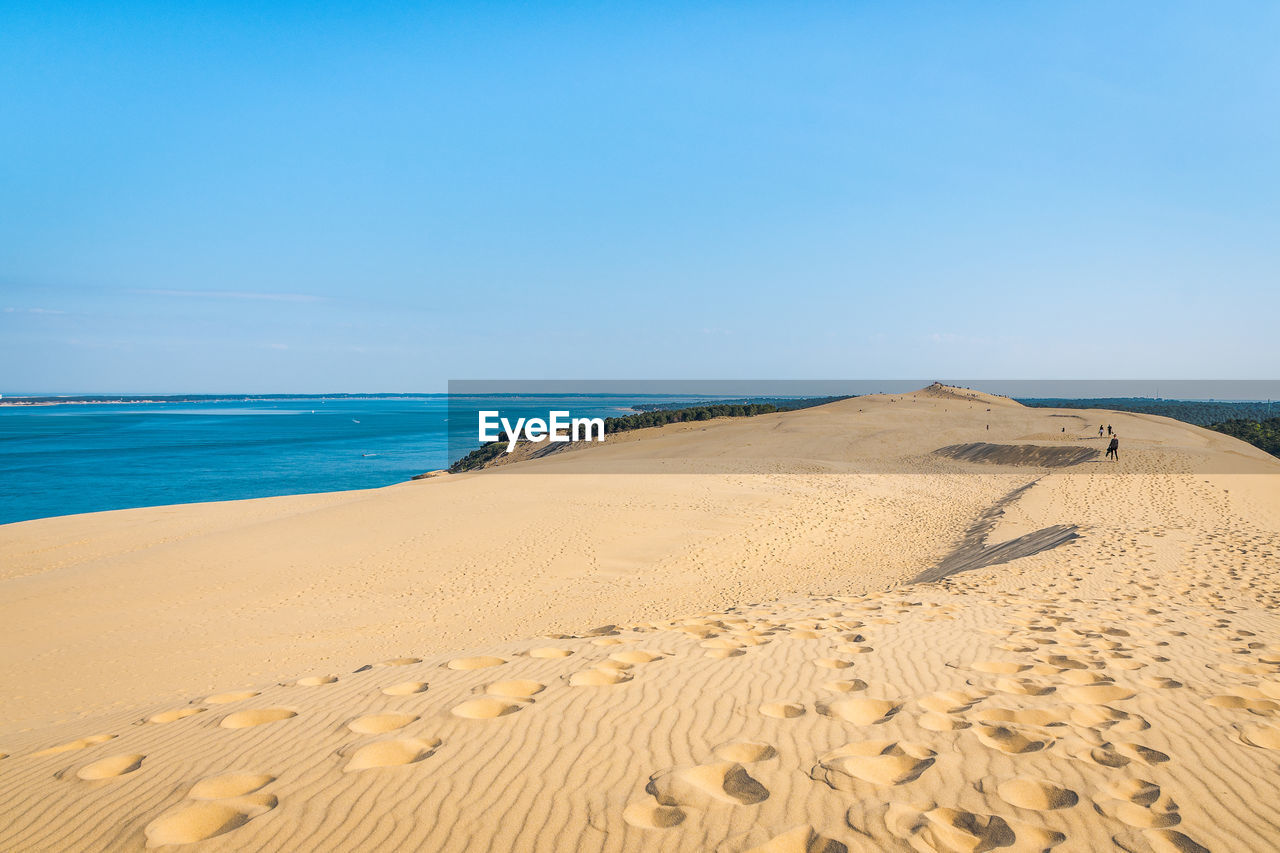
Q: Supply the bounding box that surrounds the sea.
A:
[0,396,651,526]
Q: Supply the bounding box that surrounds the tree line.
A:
[1207,418,1280,458]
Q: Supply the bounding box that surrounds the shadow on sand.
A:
[911,480,1080,584]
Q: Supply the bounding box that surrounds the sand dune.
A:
[1,387,1278,851]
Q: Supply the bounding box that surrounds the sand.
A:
[1,385,1278,851]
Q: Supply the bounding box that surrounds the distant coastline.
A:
[0,393,447,407]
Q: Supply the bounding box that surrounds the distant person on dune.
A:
[1099,425,1104,437]
[1106,436,1119,461]
[1107,424,1113,435]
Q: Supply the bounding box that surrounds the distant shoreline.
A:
[0,393,448,407]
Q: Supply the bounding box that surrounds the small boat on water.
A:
[351,418,360,423]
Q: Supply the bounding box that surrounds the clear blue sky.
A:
[2,1,1277,393]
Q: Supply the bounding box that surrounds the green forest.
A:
[1207,418,1280,458]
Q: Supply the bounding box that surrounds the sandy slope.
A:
[1,386,1278,852]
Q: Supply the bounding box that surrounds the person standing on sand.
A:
[1099,425,1104,437]
[1107,424,1113,436]
[1106,436,1119,461]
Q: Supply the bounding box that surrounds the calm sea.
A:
[0,396,644,526]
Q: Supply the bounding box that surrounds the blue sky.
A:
[2,1,1277,393]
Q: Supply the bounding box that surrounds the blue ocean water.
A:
[0,398,443,525]
[0,396,644,526]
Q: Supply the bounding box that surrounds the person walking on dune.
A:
[1106,435,1119,461]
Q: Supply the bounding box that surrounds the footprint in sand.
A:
[1110,659,1148,672]
[884,805,1040,853]
[622,800,686,829]
[1102,778,1161,806]
[446,656,505,670]
[76,753,145,780]
[646,762,769,806]
[994,777,1079,810]
[818,698,901,726]
[568,668,632,686]
[1144,829,1210,853]
[919,690,986,714]
[1100,796,1180,829]
[815,658,855,670]
[348,713,418,734]
[713,741,777,763]
[761,702,806,719]
[1062,683,1136,704]
[810,740,935,788]
[204,691,259,704]
[973,706,1070,727]
[343,737,441,771]
[991,677,1055,696]
[220,708,297,729]
[376,657,422,667]
[1237,722,1280,750]
[144,795,277,846]
[1060,670,1113,685]
[382,681,428,696]
[744,825,847,853]
[32,734,116,757]
[706,647,747,659]
[598,656,633,670]
[529,647,573,659]
[1069,741,1131,769]
[189,773,275,799]
[1115,742,1170,765]
[484,680,546,699]
[919,711,971,732]
[148,708,205,724]
[1206,694,1280,714]
[823,679,869,693]
[609,650,663,664]
[1070,705,1149,732]
[296,675,338,686]
[1039,654,1094,670]
[973,724,1053,754]
[450,697,526,719]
